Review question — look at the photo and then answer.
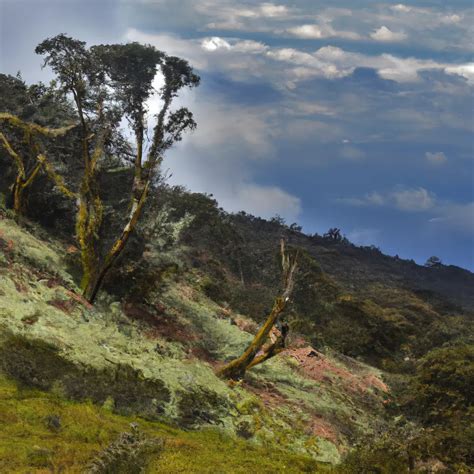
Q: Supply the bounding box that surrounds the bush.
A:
[87,423,164,474]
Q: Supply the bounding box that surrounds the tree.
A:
[270,214,286,226]
[323,227,342,242]
[0,74,76,217]
[425,256,442,268]
[217,240,298,380]
[0,113,75,216]
[34,34,200,302]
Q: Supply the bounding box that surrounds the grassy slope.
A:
[0,214,391,472]
[0,373,323,474]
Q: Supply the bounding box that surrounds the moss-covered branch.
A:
[217,241,298,380]
[0,112,75,137]
[0,115,77,216]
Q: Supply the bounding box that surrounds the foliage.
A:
[32,34,200,302]
[406,344,474,424]
[323,227,343,242]
[87,423,164,474]
[425,255,443,267]
[0,74,78,221]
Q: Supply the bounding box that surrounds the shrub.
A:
[87,423,164,474]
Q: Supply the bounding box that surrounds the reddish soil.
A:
[283,346,388,395]
[309,415,340,444]
[64,289,94,309]
[47,298,77,314]
[233,316,258,334]
[0,230,14,254]
[243,381,288,408]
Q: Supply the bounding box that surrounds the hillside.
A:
[0,185,473,471]
[0,67,472,472]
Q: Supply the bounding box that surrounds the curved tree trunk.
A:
[217,240,297,380]
[84,180,150,303]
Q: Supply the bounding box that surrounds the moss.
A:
[0,372,326,473]
[0,219,75,289]
[162,284,253,360]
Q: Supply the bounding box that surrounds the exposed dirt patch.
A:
[243,380,288,408]
[284,346,388,396]
[64,289,93,309]
[308,415,339,444]
[47,298,77,314]
[144,316,198,346]
[232,316,258,334]
[0,230,14,254]
[187,346,216,364]
[362,373,389,393]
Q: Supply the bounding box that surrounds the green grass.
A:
[0,372,330,473]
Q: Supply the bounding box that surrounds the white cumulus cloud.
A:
[223,183,302,221]
[201,36,231,51]
[370,26,407,42]
[287,24,361,40]
[392,187,435,211]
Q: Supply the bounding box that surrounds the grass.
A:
[0,372,330,473]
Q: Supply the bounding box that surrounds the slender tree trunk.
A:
[0,130,43,217]
[83,123,149,303]
[11,161,42,216]
[84,180,150,303]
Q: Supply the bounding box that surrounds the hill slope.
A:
[0,213,391,471]
[0,184,473,472]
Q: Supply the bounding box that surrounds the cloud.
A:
[286,24,361,40]
[201,36,231,51]
[347,228,381,246]
[276,45,472,84]
[390,4,412,13]
[221,183,302,221]
[370,26,407,42]
[339,187,436,212]
[128,29,474,90]
[445,63,474,84]
[429,202,474,235]
[259,3,289,18]
[392,187,436,211]
[289,102,336,117]
[200,1,291,31]
[425,151,447,165]
[340,146,366,161]
[201,37,268,54]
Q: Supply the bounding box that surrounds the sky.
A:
[0,0,473,270]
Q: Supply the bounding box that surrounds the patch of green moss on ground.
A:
[0,373,329,473]
[162,284,253,360]
[0,218,75,287]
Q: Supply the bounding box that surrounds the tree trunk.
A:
[84,180,150,303]
[218,240,297,380]
[217,297,287,379]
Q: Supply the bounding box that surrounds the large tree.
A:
[32,34,200,302]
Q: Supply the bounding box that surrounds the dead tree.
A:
[217,239,298,380]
